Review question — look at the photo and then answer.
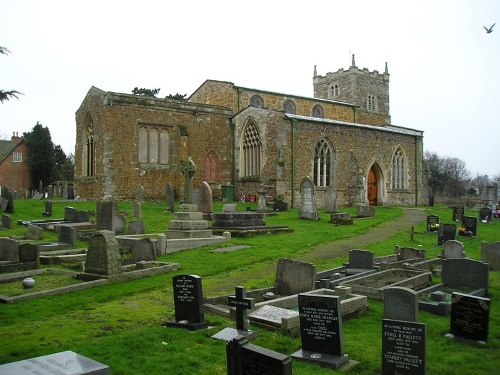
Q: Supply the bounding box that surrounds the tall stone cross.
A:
[228,286,255,331]
[180,157,196,204]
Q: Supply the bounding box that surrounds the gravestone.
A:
[438,223,456,245]
[481,241,500,270]
[0,350,110,375]
[275,258,316,296]
[43,200,52,216]
[442,240,465,259]
[452,206,464,222]
[426,214,439,232]
[479,206,492,223]
[76,210,90,223]
[46,185,54,198]
[180,156,196,204]
[450,292,490,341]
[58,225,77,246]
[85,230,122,275]
[223,203,237,212]
[136,185,145,201]
[156,234,167,256]
[134,201,142,218]
[442,258,489,294]
[298,176,319,220]
[383,287,419,322]
[291,294,349,369]
[192,188,198,204]
[257,188,267,213]
[227,335,292,375]
[356,205,375,218]
[128,221,145,235]
[167,274,208,331]
[64,206,77,222]
[461,216,477,237]
[0,238,19,262]
[27,223,43,240]
[2,213,11,229]
[67,185,75,199]
[198,181,213,220]
[273,200,288,212]
[348,249,374,270]
[19,243,39,267]
[382,319,426,375]
[166,182,175,212]
[1,186,14,213]
[96,201,116,231]
[324,184,338,213]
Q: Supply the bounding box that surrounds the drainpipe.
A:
[353,107,357,123]
[290,118,297,208]
[414,135,419,206]
[230,120,235,186]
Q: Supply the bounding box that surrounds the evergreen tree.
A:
[23,122,55,190]
[132,87,160,97]
[165,93,187,101]
[52,146,74,182]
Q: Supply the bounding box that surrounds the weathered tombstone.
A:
[42,200,52,217]
[226,335,292,375]
[452,206,464,222]
[223,203,237,212]
[348,249,375,270]
[1,213,11,229]
[0,350,110,375]
[114,213,126,234]
[438,223,456,245]
[62,182,68,199]
[84,230,122,275]
[442,240,465,259]
[58,225,77,247]
[136,185,145,201]
[481,241,500,270]
[356,205,375,218]
[275,258,316,296]
[76,210,90,223]
[461,216,477,237]
[128,221,145,235]
[198,181,213,220]
[46,185,54,198]
[382,319,426,375]
[298,176,319,220]
[324,184,338,213]
[256,188,267,213]
[192,188,198,205]
[0,238,19,262]
[479,206,492,223]
[291,294,349,369]
[64,206,77,222]
[442,258,489,294]
[167,274,208,331]
[166,182,175,213]
[117,237,155,263]
[426,214,440,232]
[450,292,490,342]
[134,201,142,218]
[27,224,43,240]
[383,287,419,322]
[156,233,167,256]
[96,201,116,231]
[19,243,40,268]
[273,200,288,212]
[180,156,196,204]
[67,185,75,199]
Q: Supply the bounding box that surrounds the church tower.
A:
[313,55,391,125]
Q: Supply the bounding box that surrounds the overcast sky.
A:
[1,0,499,177]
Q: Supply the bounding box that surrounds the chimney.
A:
[11,131,21,141]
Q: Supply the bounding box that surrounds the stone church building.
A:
[74,57,427,207]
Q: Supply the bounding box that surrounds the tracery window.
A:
[391,147,407,189]
[138,125,170,165]
[311,104,324,118]
[283,100,296,114]
[204,152,220,182]
[367,94,377,111]
[329,84,339,98]
[242,120,261,177]
[313,138,333,187]
[249,95,264,108]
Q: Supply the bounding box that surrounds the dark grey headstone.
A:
[481,241,500,270]
[43,200,52,216]
[228,286,255,331]
[461,216,477,237]
[46,185,54,198]
[273,200,288,212]
[298,176,319,220]
[166,182,175,212]
[85,230,122,275]
[0,238,19,262]
[450,292,490,341]
[452,206,465,222]
[0,350,110,375]
[96,201,116,231]
[275,258,316,296]
[19,243,39,266]
[438,224,456,245]
[64,206,77,222]
[2,213,11,229]
[383,287,419,322]
[67,185,75,199]
[58,225,77,247]
[442,258,489,294]
[76,210,90,223]
[133,202,142,218]
[426,214,440,231]
[349,249,374,269]
[167,274,208,331]
[382,319,426,375]
[227,335,292,375]
[117,237,155,263]
[479,207,492,223]
[292,294,349,369]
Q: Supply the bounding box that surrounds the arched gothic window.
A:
[204,152,220,182]
[84,112,95,176]
[329,84,339,98]
[242,120,261,177]
[311,104,324,118]
[249,95,264,108]
[391,147,407,189]
[283,100,296,114]
[313,138,333,186]
[367,94,377,111]
[138,125,170,165]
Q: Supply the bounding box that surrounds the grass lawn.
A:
[0,200,499,374]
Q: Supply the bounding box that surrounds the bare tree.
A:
[0,46,23,103]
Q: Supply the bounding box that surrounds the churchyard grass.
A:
[0,201,499,374]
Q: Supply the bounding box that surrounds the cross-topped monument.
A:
[228,286,255,331]
[180,156,196,204]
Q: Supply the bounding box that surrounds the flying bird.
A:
[484,23,495,33]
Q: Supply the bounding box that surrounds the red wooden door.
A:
[368,167,377,206]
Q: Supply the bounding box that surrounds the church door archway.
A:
[368,166,378,206]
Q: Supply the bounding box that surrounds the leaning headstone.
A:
[58,225,77,247]
[438,223,456,245]
[0,350,110,375]
[481,241,500,270]
[324,184,338,213]
[382,319,426,375]
[298,176,319,220]
[197,181,213,220]
[0,238,19,262]
[136,185,145,201]
[275,258,316,296]
[442,240,465,259]
[27,224,43,240]
[479,206,492,223]
[426,214,440,232]
[167,274,208,331]
[85,230,122,275]
[166,182,175,213]
[383,287,419,322]
[291,294,349,369]
[452,206,465,222]
[442,258,489,294]
[450,292,490,342]
[1,213,11,229]
[227,335,292,375]
[96,201,116,231]
[461,216,477,237]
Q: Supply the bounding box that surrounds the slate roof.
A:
[0,139,21,162]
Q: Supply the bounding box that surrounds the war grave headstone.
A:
[481,241,500,270]
[84,230,122,276]
[291,293,349,369]
[383,286,419,322]
[382,319,426,375]
[437,223,456,245]
[166,182,175,213]
[298,176,319,220]
[275,258,316,296]
[212,286,257,341]
[324,184,338,213]
[1,213,11,229]
[460,216,477,237]
[479,206,492,223]
[198,181,213,220]
[449,292,490,342]
[226,335,292,375]
[167,274,208,331]
[96,201,117,231]
[442,240,465,259]
[426,214,440,232]
[0,350,110,375]
[180,156,196,204]
[452,206,465,222]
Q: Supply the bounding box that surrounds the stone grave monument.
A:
[275,258,316,296]
[479,206,492,223]
[450,292,490,342]
[426,214,439,232]
[298,176,319,220]
[383,286,419,323]
[180,156,196,204]
[324,184,338,213]
[460,216,477,237]
[442,240,465,259]
[84,230,122,276]
[481,241,500,270]
[452,206,465,222]
[197,181,213,220]
[167,274,208,331]
[438,223,456,245]
[166,182,175,212]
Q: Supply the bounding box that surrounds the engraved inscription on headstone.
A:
[426,214,440,232]
[438,224,456,245]
[450,292,490,342]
